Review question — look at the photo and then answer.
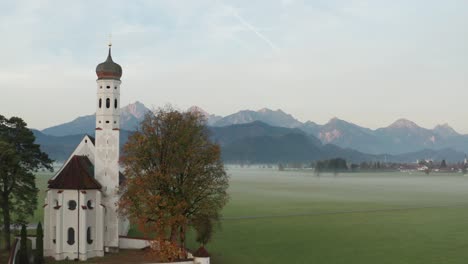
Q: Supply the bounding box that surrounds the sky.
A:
[1,0,468,132]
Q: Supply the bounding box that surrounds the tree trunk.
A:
[179,225,187,258]
[2,194,11,251]
[169,225,179,244]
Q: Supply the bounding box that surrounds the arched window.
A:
[87,227,93,244]
[53,226,56,244]
[87,200,94,209]
[114,99,117,109]
[68,200,77,210]
[67,228,75,245]
[106,98,110,108]
[99,98,102,108]
[106,85,110,89]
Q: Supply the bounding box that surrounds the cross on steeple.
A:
[108,34,112,48]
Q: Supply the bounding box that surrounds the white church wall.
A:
[44,189,63,257]
[95,77,121,251]
[118,236,151,249]
[193,257,210,264]
[83,190,104,258]
[60,190,79,259]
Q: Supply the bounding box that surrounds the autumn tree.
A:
[193,214,217,246]
[119,107,229,261]
[0,115,53,250]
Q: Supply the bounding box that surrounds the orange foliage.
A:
[118,106,229,258]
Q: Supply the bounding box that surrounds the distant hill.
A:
[41,101,150,136]
[212,108,302,128]
[187,106,223,125]
[37,103,468,161]
[33,129,133,162]
[210,121,321,147]
[34,120,465,164]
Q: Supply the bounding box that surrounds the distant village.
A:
[268,158,468,174]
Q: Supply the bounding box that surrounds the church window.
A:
[114,86,117,89]
[99,121,101,124]
[85,139,88,143]
[106,98,110,108]
[106,121,110,124]
[114,99,117,109]
[100,86,102,89]
[53,226,56,244]
[87,200,94,209]
[68,200,77,210]
[53,199,60,209]
[67,228,75,245]
[87,227,93,244]
[99,98,102,108]
[106,85,110,89]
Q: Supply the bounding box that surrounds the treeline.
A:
[277,158,468,175]
[314,158,348,175]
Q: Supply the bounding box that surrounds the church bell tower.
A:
[94,43,122,252]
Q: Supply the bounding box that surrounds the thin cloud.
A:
[231,10,280,53]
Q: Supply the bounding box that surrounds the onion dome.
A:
[96,45,122,80]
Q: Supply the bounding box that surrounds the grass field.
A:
[34,167,468,264]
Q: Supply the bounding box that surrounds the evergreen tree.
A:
[18,224,28,264]
[440,159,447,169]
[0,115,52,250]
[35,222,44,264]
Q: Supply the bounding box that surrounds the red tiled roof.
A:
[193,246,210,258]
[48,155,102,190]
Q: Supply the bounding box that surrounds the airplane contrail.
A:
[232,10,280,53]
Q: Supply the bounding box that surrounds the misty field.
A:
[35,168,468,264]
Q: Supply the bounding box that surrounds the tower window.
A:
[100,86,102,89]
[106,85,110,89]
[114,99,117,109]
[53,226,56,244]
[87,227,93,244]
[106,121,110,124]
[106,98,110,108]
[68,200,77,210]
[114,121,117,124]
[114,86,117,89]
[99,98,102,108]
[87,200,94,209]
[67,228,75,245]
[99,121,101,124]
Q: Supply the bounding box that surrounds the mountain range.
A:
[32,101,468,163]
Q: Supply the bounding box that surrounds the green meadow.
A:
[34,168,468,264]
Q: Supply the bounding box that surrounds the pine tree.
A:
[19,224,28,264]
[0,115,52,250]
[35,222,44,264]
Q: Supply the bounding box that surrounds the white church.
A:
[43,44,129,261]
[40,45,210,264]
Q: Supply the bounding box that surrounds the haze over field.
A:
[32,167,468,263]
[1,1,468,132]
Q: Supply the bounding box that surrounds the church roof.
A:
[96,46,122,80]
[86,135,95,145]
[48,155,102,190]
